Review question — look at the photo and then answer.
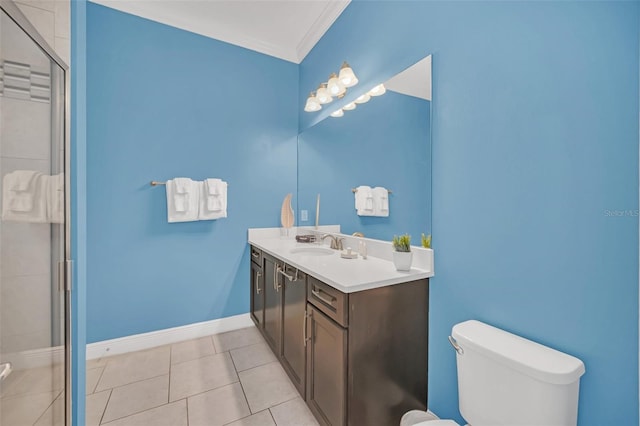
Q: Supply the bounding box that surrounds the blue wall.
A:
[300,1,639,424]
[298,91,431,241]
[86,3,298,342]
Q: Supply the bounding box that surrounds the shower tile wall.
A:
[0,0,69,355]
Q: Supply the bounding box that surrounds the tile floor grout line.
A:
[268,406,278,426]
[169,377,241,403]
[210,334,218,354]
[31,388,63,426]
[98,388,113,425]
[91,365,107,395]
[94,371,168,395]
[185,397,190,426]
[228,350,253,415]
[168,344,173,405]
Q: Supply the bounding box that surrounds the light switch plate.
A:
[301,210,308,221]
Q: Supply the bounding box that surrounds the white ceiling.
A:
[89,0,350,64]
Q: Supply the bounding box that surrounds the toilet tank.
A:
[452,320,585,426]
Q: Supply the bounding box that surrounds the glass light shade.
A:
[339,62,358,88]
[327,73,346,97]
[354,93,370,104]
[369,83,386,97]
[316,84,333,104]
[304,92,321,112]
[330,109,344,118]
[343,102,356,111]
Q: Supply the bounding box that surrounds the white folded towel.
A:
[372,187,390,217]
[199,178,227,220]
[166,178,199,222]
[355,185,375,216]
[2,170,47,222]
[47,173,64,224]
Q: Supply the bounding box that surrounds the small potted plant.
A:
[421,233,431,249]
[392,234,412,271]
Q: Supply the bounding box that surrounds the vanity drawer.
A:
[307,276,348,327]
[250,246,262,266]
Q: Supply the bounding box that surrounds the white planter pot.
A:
[393,251,413,271]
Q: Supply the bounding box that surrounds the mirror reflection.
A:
[297,55,432,241]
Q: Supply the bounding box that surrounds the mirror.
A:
[297,55,432,242]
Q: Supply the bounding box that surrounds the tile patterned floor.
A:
[86,326,320,426]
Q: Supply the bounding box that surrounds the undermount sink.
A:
[289,247,335,256]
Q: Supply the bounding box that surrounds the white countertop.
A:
[248,228,433,293]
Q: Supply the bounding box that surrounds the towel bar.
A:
[352,188,392,194]
[150,181,166,186]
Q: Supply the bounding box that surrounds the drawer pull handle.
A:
[303,310,309,347]
[251,251,260,258]
[311,288,336,305]
[277,268,295,282]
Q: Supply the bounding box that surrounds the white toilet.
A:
[402,320,586,426]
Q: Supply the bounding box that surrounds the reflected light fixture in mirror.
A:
[304,92,321,112]
[330,108,344,118]
[343,101,356,111]
[369,83,386,97]
[355,92,371,104]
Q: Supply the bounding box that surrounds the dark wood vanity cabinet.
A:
[250,249,308,397]
[249,247,264,327]
[281,264,307,397]
[262,254,281,354]
[250,245,429,426]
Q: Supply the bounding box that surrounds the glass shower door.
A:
[0,3,68,426]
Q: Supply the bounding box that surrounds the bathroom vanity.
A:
[248,228,433,426]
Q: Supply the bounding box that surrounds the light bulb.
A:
[327,73,346,97]
[343,102,356,111]
[316,83,333,104]
[330,109,344,118]
[304,92,321,112]
[354,93,370,104]
[338,62,358,88]
[369,83,386,97]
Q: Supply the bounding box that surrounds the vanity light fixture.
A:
[316,83,333,105]
[354,92,371,104]
[343,102,356,111]
[304,92,321,112]
[327,73,346,97]
[330,108,344,118]
[368,83,386,97]
[304,61,359,113]
[339,61,358,87]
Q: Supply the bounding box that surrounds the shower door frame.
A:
[0,1,72,425]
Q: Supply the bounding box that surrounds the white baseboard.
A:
[86,313,253,360]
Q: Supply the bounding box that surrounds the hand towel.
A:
[2,170,47,223]
[166,178,199,223]
[199,178,227,220]
[372,186,390,217]
[47,173,64,224]
[355,185,375,216]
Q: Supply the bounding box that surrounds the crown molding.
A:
[90,0,349,64]
[296,0,350,63]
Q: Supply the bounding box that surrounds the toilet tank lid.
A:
[452,320,585,385]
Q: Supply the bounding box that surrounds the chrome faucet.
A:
[322,234,345,251]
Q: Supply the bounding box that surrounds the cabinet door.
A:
[263,255,282,355]
[250,261,264,328]
[281,267,306,397]
[306,305,347,426]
